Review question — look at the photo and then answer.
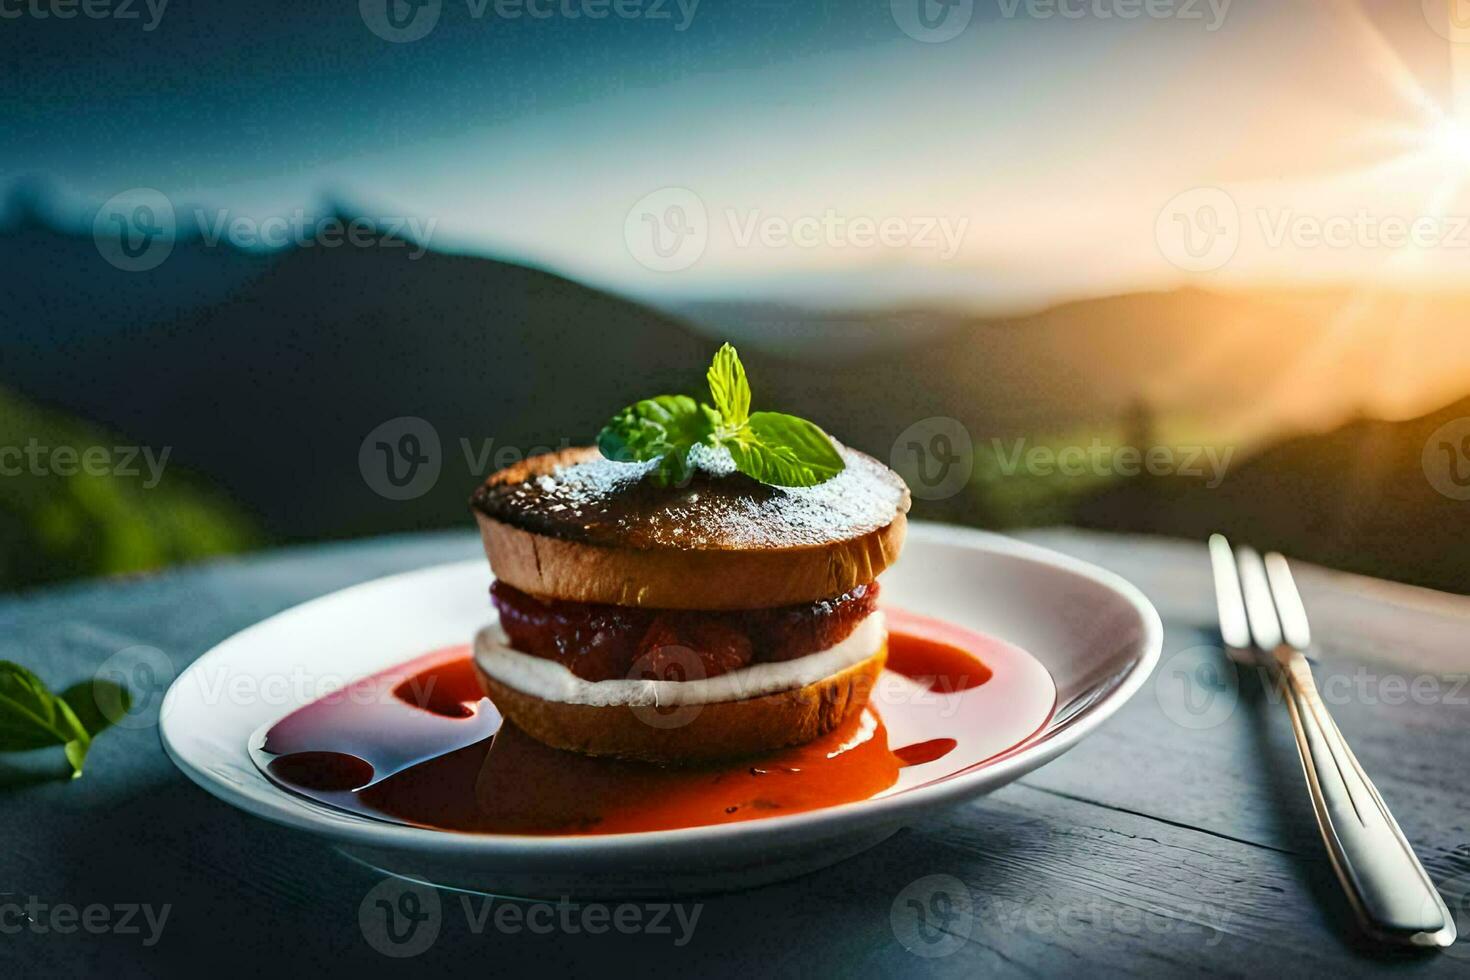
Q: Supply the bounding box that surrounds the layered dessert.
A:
[469,346,911,763]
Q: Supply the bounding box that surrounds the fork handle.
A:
[1274,649,1456,946]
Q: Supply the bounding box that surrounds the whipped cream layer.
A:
[474,611,885,707]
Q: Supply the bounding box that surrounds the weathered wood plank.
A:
[1018,624,1470,859]
[1,529,1465,978]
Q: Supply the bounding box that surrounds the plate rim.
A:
[160,523,1163,856]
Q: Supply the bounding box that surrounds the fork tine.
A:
[1264,552,1312,651]
[1234,545,1284,652]
[1208,533,1252,650]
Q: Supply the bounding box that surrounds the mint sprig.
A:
[706,343,750,428]
[597,395,717,485]
[0,661,131,779]
[597,343,845,488]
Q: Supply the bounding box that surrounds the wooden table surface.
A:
[2,528,1467,978]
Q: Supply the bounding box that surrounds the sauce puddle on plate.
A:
[249,608,1056,835]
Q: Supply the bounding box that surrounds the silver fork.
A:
[1207,533,1456,948]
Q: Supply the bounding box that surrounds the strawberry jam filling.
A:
[490,580,879,682]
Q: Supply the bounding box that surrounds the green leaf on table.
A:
[61,678,133,738]
[0,661,93,777]
[62,731,90,780]
[726,412,847,487]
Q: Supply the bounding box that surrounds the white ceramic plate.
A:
[160,524,1162,897]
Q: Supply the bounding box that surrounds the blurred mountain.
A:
[1074,395,1470,594]
[0,180,280,349]
[683,288,1470,445]
[5,189,1470,593]
[0,220,712,540]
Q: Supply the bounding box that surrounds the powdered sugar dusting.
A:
[477,445,909,551]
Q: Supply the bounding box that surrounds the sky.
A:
[4,0,1470,310]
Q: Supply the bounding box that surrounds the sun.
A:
[1421,116,1470,168]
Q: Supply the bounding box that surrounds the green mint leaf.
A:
[63,738,90,780]
[597,395,715,465]
[0,661,92,754]
[56,698,91,777]
[597,343,844,488]
[706,343,750,429]
[61,679,133,739]
[726,412,846,487]
[651,448,695,488]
